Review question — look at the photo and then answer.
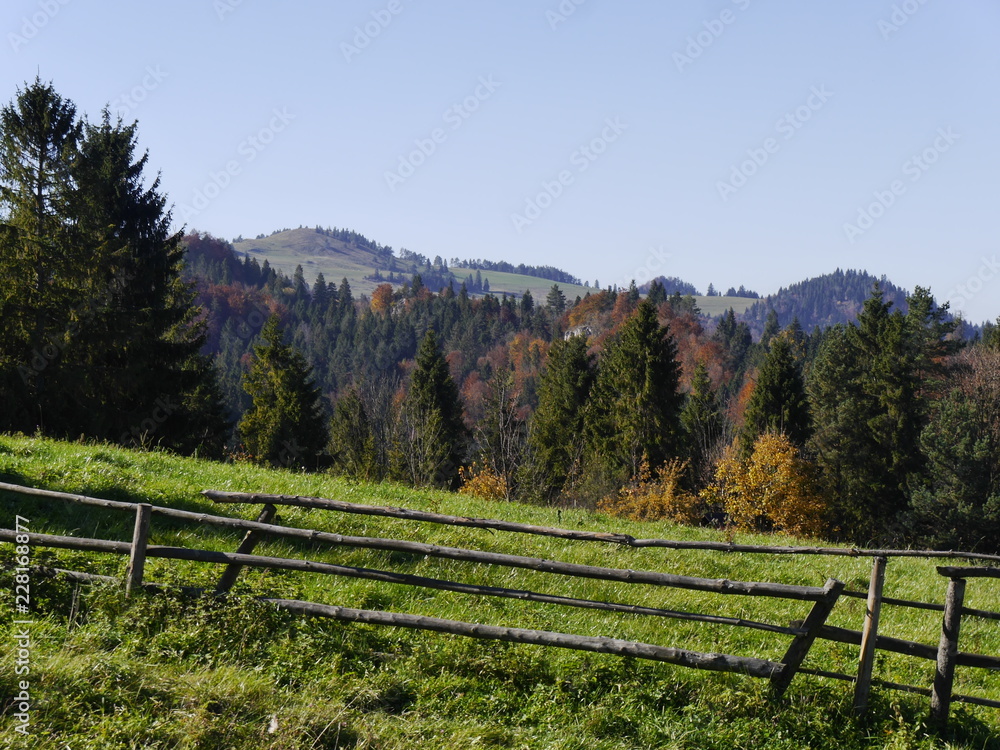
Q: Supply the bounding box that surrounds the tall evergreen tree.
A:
[68,109,227,454]
[0,82,226,453]
[585,300,683,482]
[238,315,328,468]
[546,284,566,315]
[739,336,811,455]
[0,79,80,430]
[808,286,928,540]
[402,329,465,488]
[529,334,595,500]
[905,348,1000,552]
[647,279,667,307]
[681,361,723,484]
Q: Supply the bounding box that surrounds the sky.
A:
[4,0,999,322]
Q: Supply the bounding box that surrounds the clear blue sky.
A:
[5,0,998,322]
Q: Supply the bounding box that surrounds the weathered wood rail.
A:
[2,481,999,730]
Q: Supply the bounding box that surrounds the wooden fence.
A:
[2,480,999,730]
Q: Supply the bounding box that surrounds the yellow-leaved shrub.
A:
[458,462,508,501]
[702,432,827,537]
[598,458,704,524]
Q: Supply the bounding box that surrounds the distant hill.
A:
[232,227,430,296]
[226,225,786,319]
[231,226,593,300]
[738,269,909,335]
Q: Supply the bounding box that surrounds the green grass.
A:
[1,435,998,748]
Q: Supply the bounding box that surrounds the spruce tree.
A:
[0,79,80,431]
[0,82,226,453]
[68,109,228,454]
[585,300,683,483]
[402,329,465,488]
[529,334,595,499]
[739,336,811,455]
[906,349,1000,552]
[238,315,328,468]
[546,284,566,315]
[808,286,930,540]
[681,361,723,484]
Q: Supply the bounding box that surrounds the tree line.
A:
[2,81,997,554]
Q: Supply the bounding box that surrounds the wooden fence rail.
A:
[0,526,842,688]
[3,480,999,730]
[202,489,1000,564]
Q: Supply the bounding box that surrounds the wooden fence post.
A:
[214,504,277,594]
[854,555,887,713]
[125,503,152,596]
[771,577,845,697]
[930,575,967,730]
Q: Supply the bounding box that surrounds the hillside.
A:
[229,227,758,313]
[1,435,998,749]
[739,269,911,335]
[232,227,408,297]
[232,227,591,301]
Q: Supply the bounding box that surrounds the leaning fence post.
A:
[854,555,887,714]
[125,503,152,596]
[215,504,277,594]
[771,577,845,697]
[930,573,967,730]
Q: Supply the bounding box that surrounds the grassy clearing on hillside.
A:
[1,435,998,749]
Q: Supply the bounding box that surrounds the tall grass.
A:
[1,434,998,749]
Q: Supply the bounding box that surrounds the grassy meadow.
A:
[0,435,998,749]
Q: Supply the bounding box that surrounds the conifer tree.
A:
[401,329,465,488]
[0,82,227,453]
[0,79,80,430]
[238,315,328,468]
[906,348,1000,552]
[681,361,723,484]
[647,279,667,307]
[585,300,683,483]
[739,336,811,455]
[69,109,227,454]
[529,334,595,499]
[546,284,566,314]
[808,286,928,540]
